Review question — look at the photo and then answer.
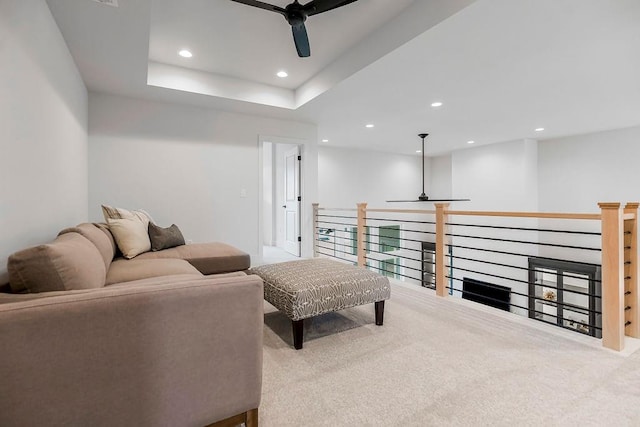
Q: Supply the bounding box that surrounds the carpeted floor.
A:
[260,282,640,426]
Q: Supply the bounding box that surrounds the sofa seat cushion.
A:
[135,243,250,275]
[8,233,106,293]
[106,258,203,285]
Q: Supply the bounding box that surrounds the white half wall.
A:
[88,93,317,262]
[0,0,88,282]
[318,146,423,208]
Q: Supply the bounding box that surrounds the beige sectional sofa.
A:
[0,222,263,427]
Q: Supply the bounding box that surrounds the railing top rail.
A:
[365,208,435,214]
[316,206,618,220]
[445,210,601,220]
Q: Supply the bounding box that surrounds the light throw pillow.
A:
[101,204,154,226]
[107,217,152,259]
[148,223,186,251]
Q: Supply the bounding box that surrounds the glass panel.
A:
[379,225,400,252]
[562,272,590,334]
[381,258,398,279]
[534,267,557,323]
[422,242,435,288]
[349,226,370,255]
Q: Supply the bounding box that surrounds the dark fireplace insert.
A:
[462,277,511,311]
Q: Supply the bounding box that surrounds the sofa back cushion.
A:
[58,223,116,270]
[7,232,106,293]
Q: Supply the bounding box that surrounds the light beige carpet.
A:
[260,282,640,426]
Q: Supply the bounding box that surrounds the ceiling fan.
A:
[387,133,470,203]
[229,0,359,57]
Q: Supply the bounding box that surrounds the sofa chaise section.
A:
[135,242,251,275]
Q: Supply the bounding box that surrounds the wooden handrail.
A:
[446,210,601,220]
[321,206,603,220]
[365,208,435,214]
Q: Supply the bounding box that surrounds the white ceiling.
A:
[47,0,640,156]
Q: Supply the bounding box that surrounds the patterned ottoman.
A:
[251,258,391,349]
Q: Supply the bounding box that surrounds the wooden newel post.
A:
[312,203,319,258]
[435,203,450,297]
[357,203,367,267]
[624,202,640,338]
[599,202,625,351]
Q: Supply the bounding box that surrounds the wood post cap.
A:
[624,202,640,209]
[598,202,622,209]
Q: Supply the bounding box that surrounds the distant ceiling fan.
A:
[229,0,359,57]
[387,133,470,203]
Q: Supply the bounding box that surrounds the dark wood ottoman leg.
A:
[375,301,385,326]
[292,319,304,350]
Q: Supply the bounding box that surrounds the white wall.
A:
[318,146,423,208]
[539,125,640,213]
[452,139,538,211]
[88,93,317,262]
[429,154,453,200]
[0,0,88,282]
[262,142,274,246]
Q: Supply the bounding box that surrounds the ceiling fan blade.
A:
[386,199,471,203]
[291,23,311,57]
[229,0,286,16]
[303,0,358,16]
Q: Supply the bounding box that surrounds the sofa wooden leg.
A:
[246,408,258,427]
[206,408,258,427]
[375,301,385,326]
[292,319,304,349]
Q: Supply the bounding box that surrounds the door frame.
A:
[283,144,301,256]
[258,135,307,263]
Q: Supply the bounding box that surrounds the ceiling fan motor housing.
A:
[285,1,307,25]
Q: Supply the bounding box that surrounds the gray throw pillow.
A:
[148,223,186,251]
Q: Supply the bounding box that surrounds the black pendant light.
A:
[387,133,470,203]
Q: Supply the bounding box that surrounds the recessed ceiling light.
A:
[467,140,475,144]
[365,124,374,128]
[178,49,192,58]
[322,139,329,142]
[277,70,288,78]
[431,102,443,107]
[535,127,545,132]
[416,150,422,153]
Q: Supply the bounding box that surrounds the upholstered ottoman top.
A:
[251,258,390,321]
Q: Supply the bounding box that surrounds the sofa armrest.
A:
[0,275,264,427]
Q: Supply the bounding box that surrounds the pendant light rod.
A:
[418,133,428,201]
[385,132,470,202]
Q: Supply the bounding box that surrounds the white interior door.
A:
[283,145,301,256]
